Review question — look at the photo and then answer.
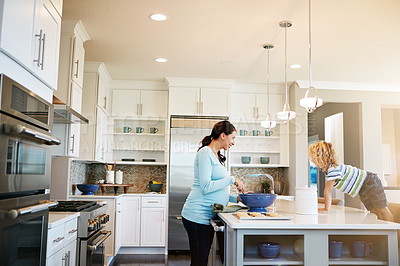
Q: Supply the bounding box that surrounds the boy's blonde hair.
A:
[308,141,339,172]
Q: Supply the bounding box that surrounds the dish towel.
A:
[211,203,242,213]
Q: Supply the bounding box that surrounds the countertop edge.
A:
[48,212,80,229]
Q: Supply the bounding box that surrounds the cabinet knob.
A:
[74,60,79,78]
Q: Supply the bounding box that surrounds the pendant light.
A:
[300,0,323,113]
[261,44,277,130]
[277,21,296,123]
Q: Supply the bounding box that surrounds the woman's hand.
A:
[234,178,244,193]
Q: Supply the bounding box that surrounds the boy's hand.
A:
[318,208,329,213]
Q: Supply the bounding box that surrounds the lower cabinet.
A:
[46,217,78,266]
[120,195,166,248]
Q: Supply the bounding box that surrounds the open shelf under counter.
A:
[243,253,303,265]
[230,150,280,154]
[109,161,167,166]
[230,163,288,168]
[328,254,387,265]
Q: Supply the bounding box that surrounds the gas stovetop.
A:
[50,200,97,212]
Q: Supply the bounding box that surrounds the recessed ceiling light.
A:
[149,14,167,21]
[154,58,168,63]
[289,64,302,69]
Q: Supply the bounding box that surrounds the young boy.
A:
[308,141,394,222]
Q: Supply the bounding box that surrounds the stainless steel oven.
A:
[0,74,60,265]
[80,230,111,266]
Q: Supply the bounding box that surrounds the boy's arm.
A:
[319,180,335,212]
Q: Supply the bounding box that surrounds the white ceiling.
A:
[63,0,400,86]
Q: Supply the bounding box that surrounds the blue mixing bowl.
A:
[239,193,277,212]
[258,242,280,258]
[76,184,99,195]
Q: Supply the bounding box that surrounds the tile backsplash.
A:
[70,162,167,195]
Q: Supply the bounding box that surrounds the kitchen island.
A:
[217,200,400,266]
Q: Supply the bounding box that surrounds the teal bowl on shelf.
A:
[241,156,251,164]
[260,157,270,164]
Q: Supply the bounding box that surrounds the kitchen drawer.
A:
[47,223,65,258]
[64,218,78,244]
[141,196,166,208]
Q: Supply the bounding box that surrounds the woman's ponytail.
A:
[198,135,212,151]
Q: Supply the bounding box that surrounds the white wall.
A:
[289,82,400,196]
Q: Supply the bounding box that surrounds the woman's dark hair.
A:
[198,120,236,164]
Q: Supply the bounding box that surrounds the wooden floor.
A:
[110,254,191,266]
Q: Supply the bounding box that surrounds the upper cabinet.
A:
[230,92,282,121]
[166,78,234,117]
[0,0,61,90]
[111,89,168,118]
[55,20,90,107]
[169,87,230,116]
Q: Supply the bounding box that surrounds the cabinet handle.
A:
[62,254,67,265]
[140,103,143,116]
[162,209,164,222]
[137,104,139,116]
[33,30,42,67]
[147,200,159,203]
[256,107,259,118]
[70,134,75,153]
[103,96,107,110]
[53,236,64,243]
[66,251,70,266]
[253,107,256,118]
[40,33,46,70]
[68,228,78,234]
[74,60,79,78]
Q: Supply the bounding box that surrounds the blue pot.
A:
[76,184,99,195]
[239,193,277,212]
[257,242,280,258]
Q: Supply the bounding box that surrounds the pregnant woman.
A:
[181,120,244,266]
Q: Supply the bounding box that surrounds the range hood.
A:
[53,96,89,124]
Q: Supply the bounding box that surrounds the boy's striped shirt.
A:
[325,163,367,197]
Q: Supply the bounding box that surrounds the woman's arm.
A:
[319,180,335,212]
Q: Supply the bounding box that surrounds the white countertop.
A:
[48,212,80,229]
[218,199,400,230]
[70,193,167,199]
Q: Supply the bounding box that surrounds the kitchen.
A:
[0,0,400,266]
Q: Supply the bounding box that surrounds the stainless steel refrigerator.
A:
[168,115,229,251]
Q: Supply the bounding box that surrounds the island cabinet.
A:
[218,200,400,266]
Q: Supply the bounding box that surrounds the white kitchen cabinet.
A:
[97,74,111,112]
[111,89,167,118]
[169,87,229,116]
[0,0,61,90]
[46,216,78,266]
[114,198,123,253]
[121,196,141,246]
[55,20,89,107]
[0,0,36,69]
[80,63,112,162]
[52,123,80,157]
[230,93,282,121]
[140,207,166,247]
[32,0,61,89]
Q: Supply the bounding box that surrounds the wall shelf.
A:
[108,161,167,166]
[236,136,280,139]
[230,150,280,154]
[113,133,165,136]
[230,164,288,168]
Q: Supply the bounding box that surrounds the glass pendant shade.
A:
[261,113,277,129]
[300,86,323,113]
[277,102,296,123]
